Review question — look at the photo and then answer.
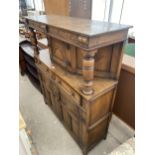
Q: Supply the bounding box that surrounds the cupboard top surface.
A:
[26,15,132,37]
[37,49,117,101]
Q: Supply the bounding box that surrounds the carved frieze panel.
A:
[48,26,89,49]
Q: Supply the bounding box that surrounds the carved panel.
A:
[61,104,81,142]
[28,20,47,33]
[88,117,108,147]
[77,46,113,72]
[89,90,114,125]
[49,78,63,120]
[48,26,89,49]
[49,79,60,102]
[94,46,113,72]
[49,38,77,73]
[60,86,79,116]
[50,38,69,66]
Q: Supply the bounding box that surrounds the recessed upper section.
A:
[26,15,132,37]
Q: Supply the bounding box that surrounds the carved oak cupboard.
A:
[25,15,131,155]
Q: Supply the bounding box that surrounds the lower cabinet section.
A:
[36,65,115,155]
[62,105,80,141]
[88,117,108,147]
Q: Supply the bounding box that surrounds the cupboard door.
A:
[49,79,63,120]
[59,85,80,118]
[44,87,53,108]
[37,69,49,104]
[61,104,80,142]
[59,86,82,142]
[50,38,77,73]
[88,118,108,147]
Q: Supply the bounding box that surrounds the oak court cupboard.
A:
[25,15,131,155]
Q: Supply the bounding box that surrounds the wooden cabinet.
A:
[49,38,124,79]
[44,0,92,19]
[26,15,131,155]
[35,50,118,154]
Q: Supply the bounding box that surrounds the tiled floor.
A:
[19,75,134,155]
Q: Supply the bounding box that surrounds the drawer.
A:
[59,86,79,118]
[59,85,86,122]
[37,63,86,122]
[56,77,80,104]
[29,21,47,33]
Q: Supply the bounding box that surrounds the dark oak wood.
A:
[35,50,117,154]
[26,15,131,37]
[25,15,131,155]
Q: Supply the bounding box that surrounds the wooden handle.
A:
[78,36,88,45]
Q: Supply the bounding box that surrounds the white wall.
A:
[91,0,110,21]
[120,0,135,35]
[92,0,135,35]
[110,0,123,23]
[34,0,45,11]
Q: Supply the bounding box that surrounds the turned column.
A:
[29,27,39,56]
[81,50,97,95]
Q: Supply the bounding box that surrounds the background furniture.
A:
[113,54,135,129]
[19,21,47,91]
[25,15,131,155]
[44,0,92,19]
[19,39,41,91]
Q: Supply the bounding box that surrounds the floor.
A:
[19,74,134,155]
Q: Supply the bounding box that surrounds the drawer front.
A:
[29,21,47,33]
[59,85,86,123]
[56,77,81,104]
[59,86,79,118]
